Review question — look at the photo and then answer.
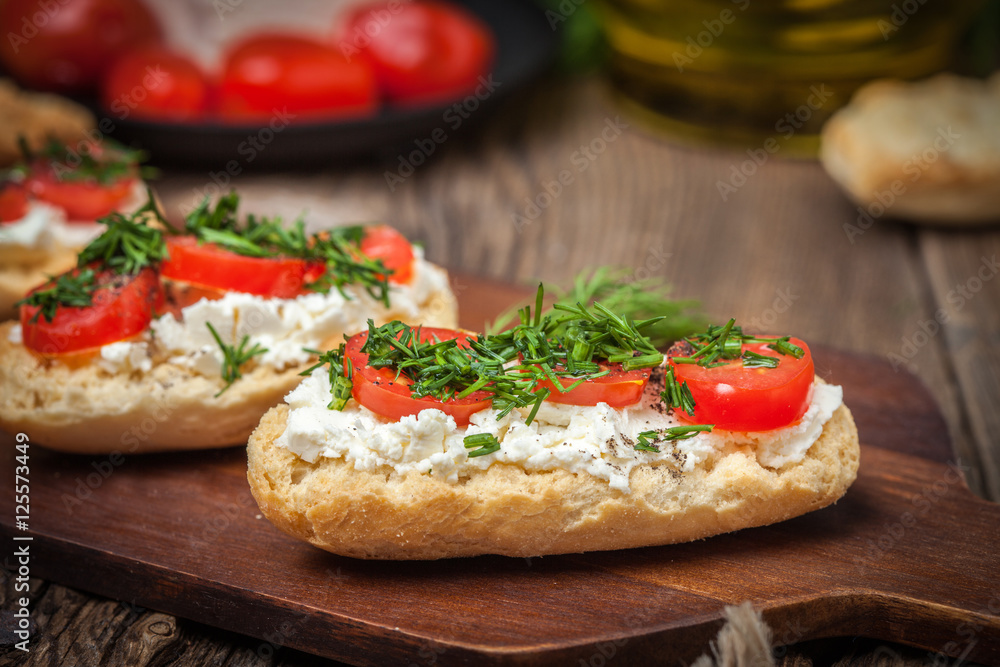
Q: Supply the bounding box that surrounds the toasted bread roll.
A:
[247,398,859,560]
[821,72,1000,225]
[0,79,95,167]
[0,276,457,453]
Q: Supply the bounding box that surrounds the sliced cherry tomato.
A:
[20,266,163,356]
[160,236,320,299]
[338,1,495,106]
[0,184,28,223]
[536,362,650,408]
[0,0,162,92]
[345,328,492,425]
[219,33,378,123]
[102,46,210,122]
[361,225,414,284]
[670,338,815,432]
[24,167,136,221]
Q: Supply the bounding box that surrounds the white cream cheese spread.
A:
[94,249,451,376]
[0,180,148,254]
[0,201,75,252]
[97,341,153,374]
[276,368,844,493]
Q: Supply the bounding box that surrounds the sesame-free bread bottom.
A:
[0,280,457,454]
[246,400,859,560]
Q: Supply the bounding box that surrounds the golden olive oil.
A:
[599,0,982,154]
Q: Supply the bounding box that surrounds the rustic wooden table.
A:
[1,77,997,666]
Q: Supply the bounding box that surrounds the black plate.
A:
[99,0,556,170]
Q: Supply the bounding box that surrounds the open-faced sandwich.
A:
[247,290,859,559]
[0,138,150,318]
[0,193,457,453]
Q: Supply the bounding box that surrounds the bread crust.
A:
[820,72,1000,225]
[0,280,458,454]
[0,78,95,168]
[247,398,860,559]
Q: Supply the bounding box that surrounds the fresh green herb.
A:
[182,194,393,305]
[670,319,805,368]
[16,268,98,323]
[17,137,153,184]
[183,193,310,258]
[635,425,714,452]
[464,433,501,458]
[352,283,667,426]
[660,366,695,417]
[306,226,393,307]
[678,318,741,367]
[300,343,354,410]
[679,319,807,369]
[742,349,780,369]
[205,322,267,397]
[486,266,704,348]
[767,336,804,359]
[183,193,307,258]
[182,191,240,235]
[76,202,168,275]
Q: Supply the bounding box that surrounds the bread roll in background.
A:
[0,273,458,454]
[0,79,95,167]
[820,72,1000,225]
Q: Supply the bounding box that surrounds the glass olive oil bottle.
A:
[599,0,983,154]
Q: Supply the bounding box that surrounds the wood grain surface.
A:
[1,76,999,666]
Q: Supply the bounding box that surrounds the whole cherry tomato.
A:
[219,33,378,124]
[0,0,161,92]
[102,46,210,122]
[337,1,494,106]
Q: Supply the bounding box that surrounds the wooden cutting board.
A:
[1,276,998,666]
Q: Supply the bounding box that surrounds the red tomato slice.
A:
[0,184,28,223]
[219,33,378,123]
[0,0,162,92]
[361,225,414,284]
[345,328,492,425]
[102,46,210,122]
[160,236,317,299]
[20,266,163,356]
[670,338,814,431]
[25,169,136,221]
[338,0,495,106]
[536,362,650,408]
